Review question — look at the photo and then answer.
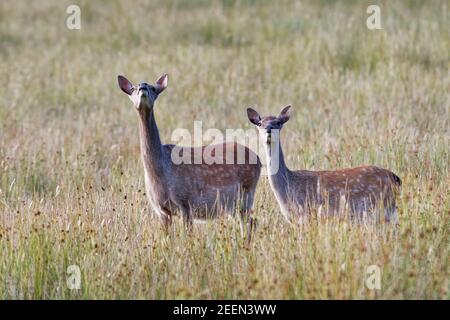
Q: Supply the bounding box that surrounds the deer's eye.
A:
[257,122,262,127]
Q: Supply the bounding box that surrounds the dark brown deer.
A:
[118,74,261,228]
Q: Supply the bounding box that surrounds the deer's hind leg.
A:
[236,185,257,221]
[383,199,399,226]
[237,186,257,242]
[242,188,256,217]
[245,190,258,246]
[377,192,399,225]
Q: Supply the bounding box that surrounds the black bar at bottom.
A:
[0,300,444,319]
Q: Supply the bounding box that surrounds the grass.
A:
[0,0,449,299]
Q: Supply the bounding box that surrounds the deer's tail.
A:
[390,172,402,187]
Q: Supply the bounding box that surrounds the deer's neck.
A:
[138,110,166,185]
[265,137,297,218]
[265,137,290,187]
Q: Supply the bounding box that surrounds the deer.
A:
[117,74,261,229]
[246,105,401,224]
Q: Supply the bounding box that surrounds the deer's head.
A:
[247,105,292,144]
[117,74,168,112]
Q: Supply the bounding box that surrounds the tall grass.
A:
[0,0,448,299]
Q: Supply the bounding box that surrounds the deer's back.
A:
[318,165,401,192]
[317,165,401,211]
[163,142,261,189]
[286,165,401,214]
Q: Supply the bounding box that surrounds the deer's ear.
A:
[155,74,168,94]
[118,75,134,95]
[247,108,261,126]
[278,105,292,124]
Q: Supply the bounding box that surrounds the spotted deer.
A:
[118,74,261,228]
[247,105,401,224]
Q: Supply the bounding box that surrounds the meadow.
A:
[0,0,448,299]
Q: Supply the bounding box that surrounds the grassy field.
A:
[0,0,449,299]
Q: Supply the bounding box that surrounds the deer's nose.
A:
[138,87,148,94]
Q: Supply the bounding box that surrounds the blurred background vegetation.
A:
[0,0,448,299]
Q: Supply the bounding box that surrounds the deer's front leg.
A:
[179,205,193,230]
[158,206,173,233]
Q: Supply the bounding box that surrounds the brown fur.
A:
[119,75,262,227]
[247,106,401,223]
